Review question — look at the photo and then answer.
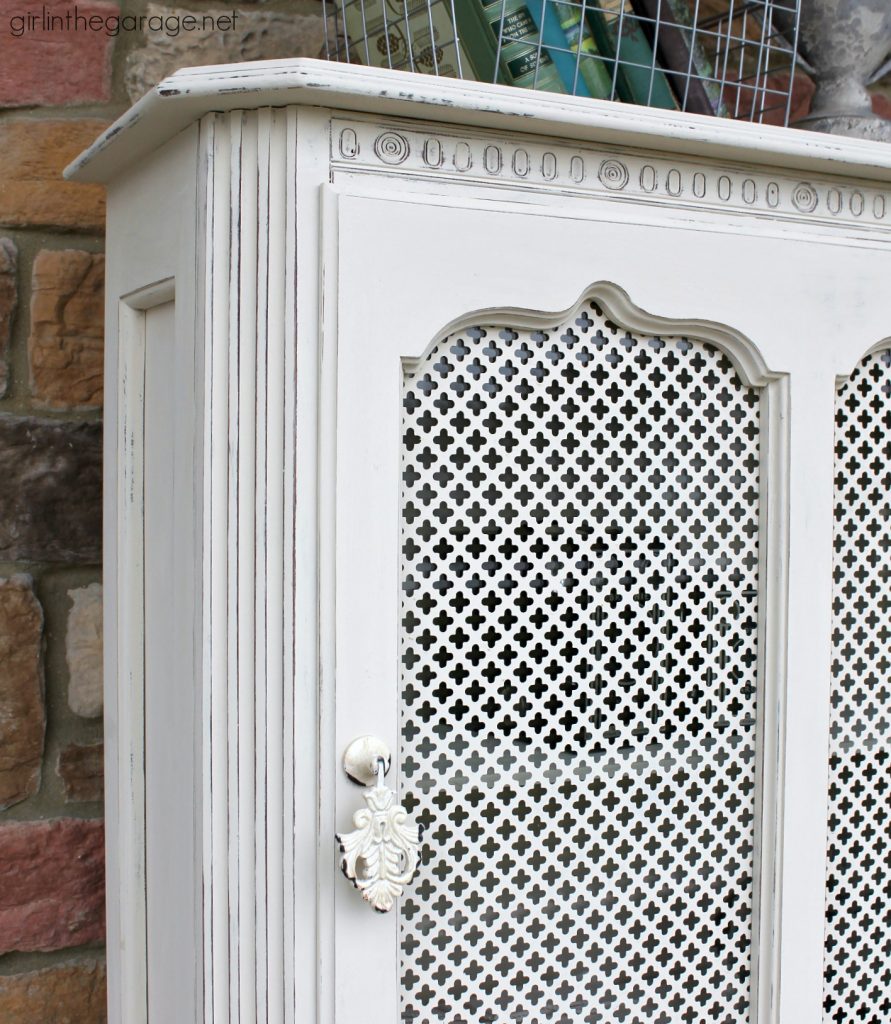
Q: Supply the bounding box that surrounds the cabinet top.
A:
[67,58,891,185]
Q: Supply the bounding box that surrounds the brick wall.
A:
[0,2,324,1020]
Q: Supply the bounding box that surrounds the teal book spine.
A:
[524,1,593,97]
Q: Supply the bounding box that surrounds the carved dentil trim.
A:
[331,119,890,229]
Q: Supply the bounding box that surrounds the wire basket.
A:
[323,0,801,126]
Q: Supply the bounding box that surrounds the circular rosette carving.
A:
[792,182,818,213]
[374,131,410,165]
[598,158,629,191]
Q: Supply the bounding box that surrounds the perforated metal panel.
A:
[823,348,891,1024]
[399,301,762,1024]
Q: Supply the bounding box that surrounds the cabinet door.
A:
[320,187,891,1024]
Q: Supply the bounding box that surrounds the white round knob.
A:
[342,735,391,786]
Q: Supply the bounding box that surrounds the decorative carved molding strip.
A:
[331,119,890,229]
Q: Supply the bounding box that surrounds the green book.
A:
[553,1,615,99]
[458,1,503,83]
[628,0,727,115]
[587,0,678,109]
[339,0,495,81]
[479,0,569,93]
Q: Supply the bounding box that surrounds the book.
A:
[338,0,493,81]
[585,0,678,109]
[459,1,504,82]
[478,0,569,93]
[524,1,591,97]
[627,0,728,115]
[552,1,616,99]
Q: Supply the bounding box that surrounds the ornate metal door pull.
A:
[336,737,420,913]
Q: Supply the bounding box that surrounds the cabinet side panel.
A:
[103,123,201,1024]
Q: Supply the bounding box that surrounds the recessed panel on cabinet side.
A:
[143,299,200,1022]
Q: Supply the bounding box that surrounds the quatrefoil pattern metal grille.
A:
[398,301,763,1024]
[823,348,891,1024]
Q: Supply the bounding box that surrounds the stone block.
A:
[67,583,103,718]
[0,415,101,564]
[0,0,116,108]
[0,239,16,397]
[58,743,104,803]
[0,119,107,231]
[0,959,106,1023]
[0,818,105,953]
[126,3,327,102]
[872,91,891,120]
[0,577,45,810]
[30,250,104,410]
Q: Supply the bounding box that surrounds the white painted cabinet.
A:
[69,59,891,1024]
